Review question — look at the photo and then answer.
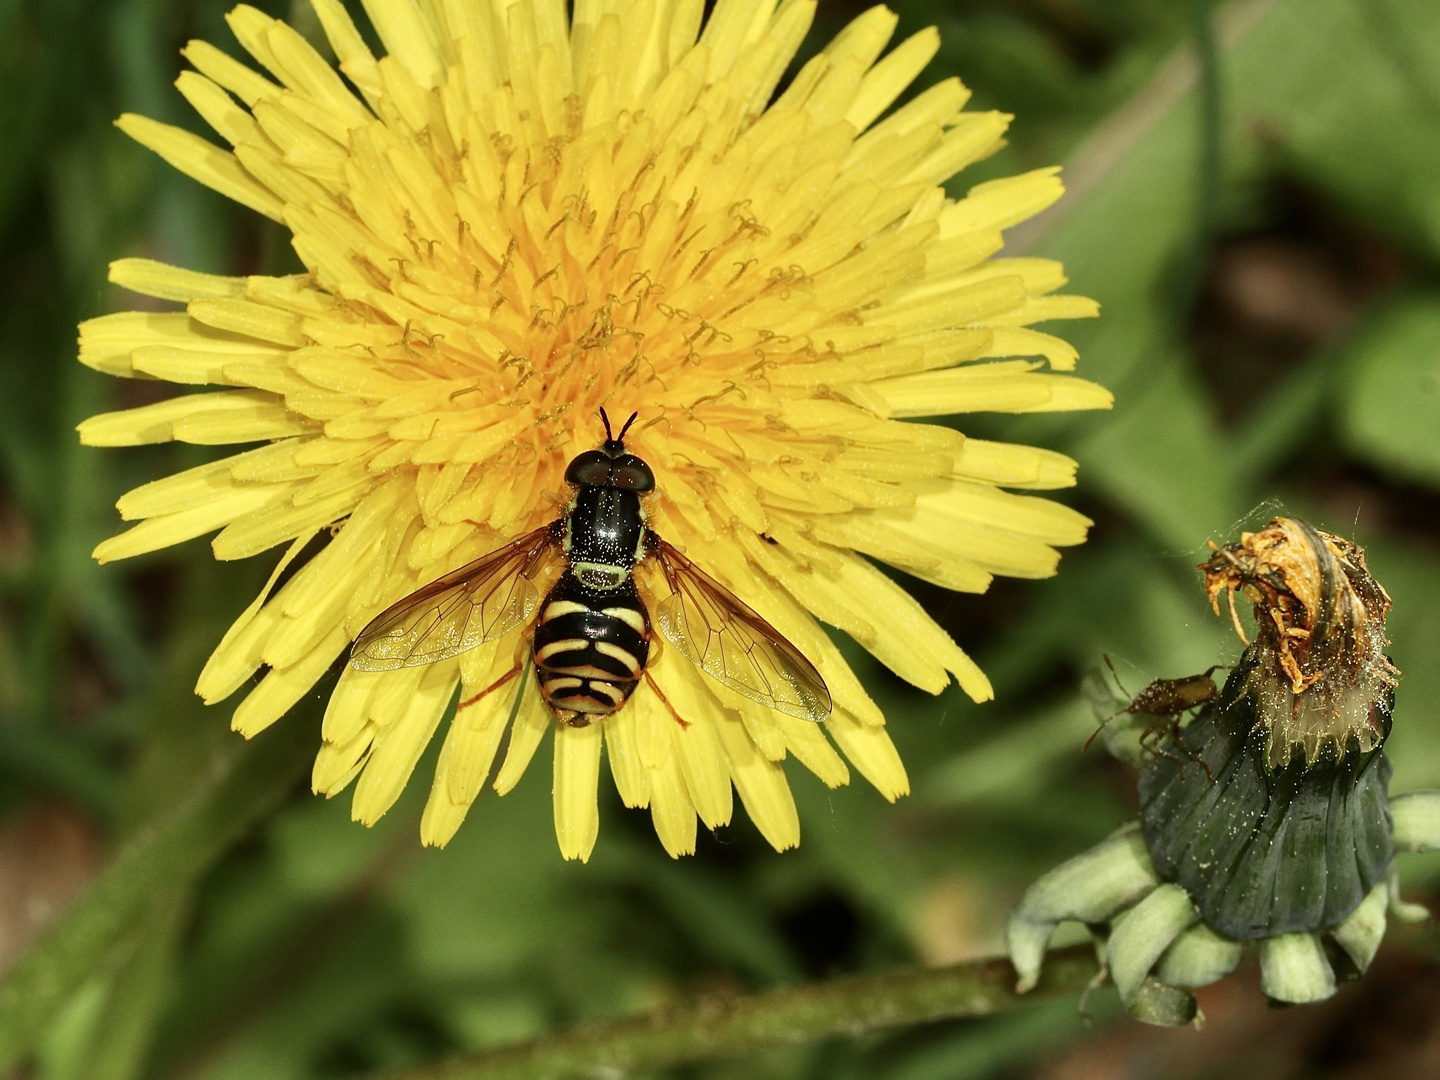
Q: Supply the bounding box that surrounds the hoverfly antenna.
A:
[598,407,639,449]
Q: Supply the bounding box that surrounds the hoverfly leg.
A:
[458,660,524,712]
[643,670,690,729]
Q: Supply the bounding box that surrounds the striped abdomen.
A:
[533,571,651,727]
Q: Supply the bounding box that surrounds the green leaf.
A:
[1354,537,1440,792]
[1020,0,1440,540]
[1074,355,1246,552]
[921,700,1095,810]
[35,891,188,1080]
[1338,294,1440,488]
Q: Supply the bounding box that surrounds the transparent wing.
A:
[350,524,559,671]
[652,538,831,723]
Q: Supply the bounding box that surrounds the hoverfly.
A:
[348,410,831,728]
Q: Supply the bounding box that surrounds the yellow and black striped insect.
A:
[349,410,831,728]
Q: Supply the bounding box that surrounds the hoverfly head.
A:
[568,410,651,490]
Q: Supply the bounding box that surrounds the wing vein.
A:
[652,537,830,723]
[349,524,557,671]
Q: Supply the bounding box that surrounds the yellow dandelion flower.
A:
[81,0,1110,861]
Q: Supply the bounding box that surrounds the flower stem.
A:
[383,947,1100,1080]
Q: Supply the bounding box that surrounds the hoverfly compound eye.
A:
[612,457,655,492]
[565,450,612,486]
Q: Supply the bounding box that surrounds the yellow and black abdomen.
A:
[533,571,651,727]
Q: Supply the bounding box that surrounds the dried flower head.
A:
[81,0,1108,858]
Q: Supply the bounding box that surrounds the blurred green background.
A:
[4,0,1440,1077]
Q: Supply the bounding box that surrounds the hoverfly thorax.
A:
[561,411,651,587]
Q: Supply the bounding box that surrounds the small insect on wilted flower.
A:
[81,0,1110,859]
[1010,518,1440,1025]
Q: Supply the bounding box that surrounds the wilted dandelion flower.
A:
[1010,519,1440,1025]
[80,0,1109,860]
